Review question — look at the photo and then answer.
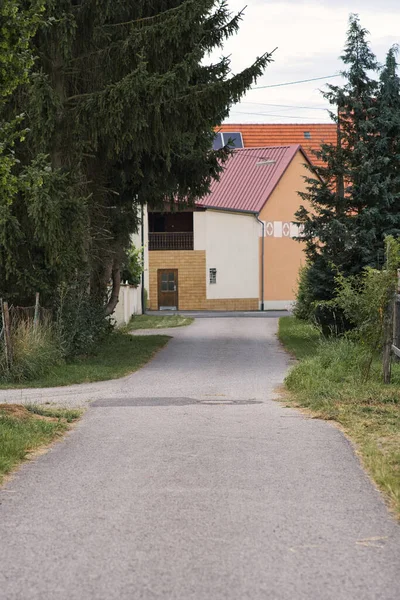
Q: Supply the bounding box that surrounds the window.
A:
[212,132,244,150]
[209,268,217,284]
[304,131,311,139]
[222,132,244,149]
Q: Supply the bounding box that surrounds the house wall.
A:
[114,284,142,326]
[259,150,309,309]
[148,210,259,311]
[195,210,259,305]
[131,206,149,306]
[148,251,207,310]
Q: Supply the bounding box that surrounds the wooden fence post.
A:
[383,293,395,384]
[34,292,40,330]
[1,300,13,370]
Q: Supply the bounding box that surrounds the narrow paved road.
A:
[0,318,399,600]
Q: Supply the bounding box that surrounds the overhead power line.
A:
[251,74,340,90]
[241,101,330,111]
[230,110,332,121]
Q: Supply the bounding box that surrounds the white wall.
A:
[131,206,149,304]
[114,284,142,326]
[195,210,259,300]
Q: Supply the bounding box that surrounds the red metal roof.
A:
[218,123,336,168]
[198,145,307,214]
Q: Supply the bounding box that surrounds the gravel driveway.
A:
[0,318,399,599]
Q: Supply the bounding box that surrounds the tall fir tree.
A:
[295,14,391,303]
[4,0,271,311]
[0,1,83,305]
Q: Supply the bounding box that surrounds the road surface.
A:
[0,318,399,599]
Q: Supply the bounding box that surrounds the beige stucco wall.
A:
[195,209,259,300]
[259,150,310,306]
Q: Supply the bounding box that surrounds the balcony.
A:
[149,232,194,251]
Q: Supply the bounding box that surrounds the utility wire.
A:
[240,101,330,111]
[251,74,340,90]
[230,110,332,121]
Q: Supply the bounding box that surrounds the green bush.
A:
[293,265,314,320]
[293,264,350,335]
[55,282,113,358]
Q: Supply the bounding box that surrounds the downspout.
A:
[255,215,265,311]
[141,204,145,314]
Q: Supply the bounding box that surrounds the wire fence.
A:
[0,296,52,369]
[8,305,52,327]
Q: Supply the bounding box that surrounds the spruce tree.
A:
[0,2,83,305]
[6,1,271,312]
[295,14,400,305]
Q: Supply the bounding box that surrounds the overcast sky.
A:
[210,0,400,124]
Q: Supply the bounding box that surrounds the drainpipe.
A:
[141,203,145,314]
[255,215,265,311]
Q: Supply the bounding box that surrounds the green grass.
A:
[279,316,320,359]
[0,332,170,389]
[279,316,400,518]
[124,314,193,331]
[0,404,81,484]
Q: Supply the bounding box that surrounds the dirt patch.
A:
[0,404,32,419]
[0,404,57,422]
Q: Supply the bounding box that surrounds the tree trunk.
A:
[105,261,121,316]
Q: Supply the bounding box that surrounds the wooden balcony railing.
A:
[149,232,194,251]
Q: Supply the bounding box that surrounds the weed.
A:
[279,317,400,517]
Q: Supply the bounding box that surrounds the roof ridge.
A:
[220,123,335,127]
[233,144,300,152]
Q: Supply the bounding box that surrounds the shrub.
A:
[293,265,314,320]
[293,264,351,335]
[55,281,113,358]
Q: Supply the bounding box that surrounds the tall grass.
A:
[0,318,64,383]
[279,317,400,516]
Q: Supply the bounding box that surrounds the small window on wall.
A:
[209,268,217,284]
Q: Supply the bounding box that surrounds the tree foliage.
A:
[2,0,271,312]
[295,14,400,305]
[330,236,400,381]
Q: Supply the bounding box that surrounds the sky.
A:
[209,0,400,124]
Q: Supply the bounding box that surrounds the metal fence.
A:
[0,295,52,370]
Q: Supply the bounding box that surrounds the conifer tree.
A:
[5,1,271,311]
[0,2,82,305]
[295,15,400,304]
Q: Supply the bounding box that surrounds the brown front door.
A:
[158,269,178,309]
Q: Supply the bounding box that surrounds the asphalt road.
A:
[0,318,399,600]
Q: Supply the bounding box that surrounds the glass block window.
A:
[209,268,217,284]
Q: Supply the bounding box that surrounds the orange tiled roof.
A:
[218,123,336,167]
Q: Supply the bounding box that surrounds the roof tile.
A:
[218,123,336,167]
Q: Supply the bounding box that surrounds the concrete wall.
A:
[195,209,259,301]
[131,207,149,300]
[114,284,142,326]
[258,150,310,308]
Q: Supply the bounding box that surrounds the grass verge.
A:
[279,316,400,518]
[0,404,81,484]
[124,314,193,330]
[0,332,170,389]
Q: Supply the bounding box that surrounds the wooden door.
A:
[158,269,178,309]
